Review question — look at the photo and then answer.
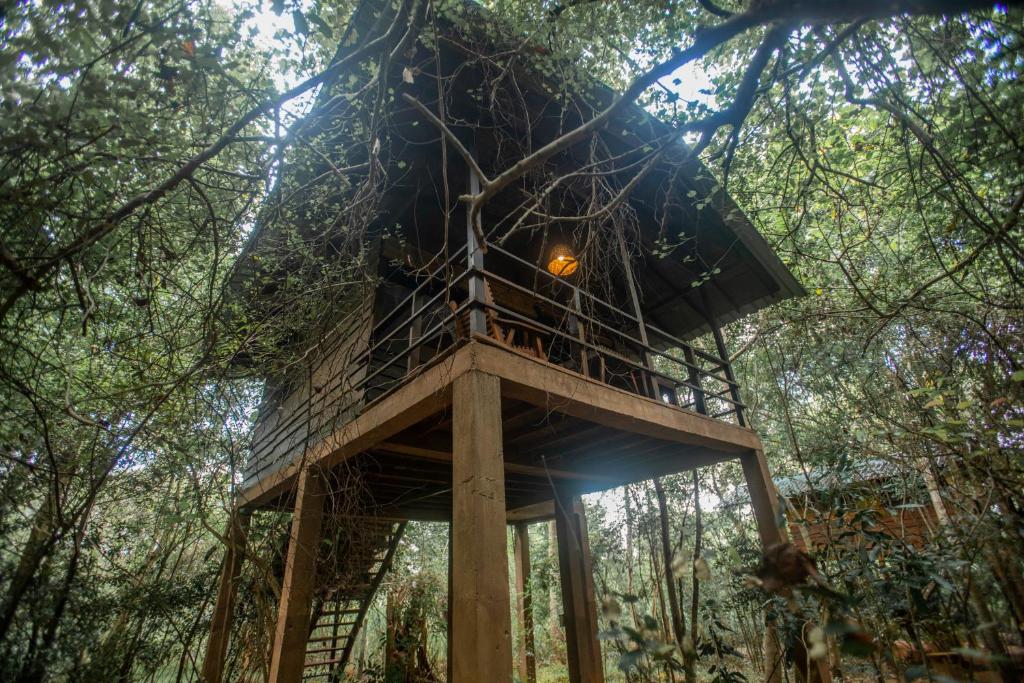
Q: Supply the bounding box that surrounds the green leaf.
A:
[305,11,333,38]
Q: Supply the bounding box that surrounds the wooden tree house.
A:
[202,2,826,682]
[777,460,941,553]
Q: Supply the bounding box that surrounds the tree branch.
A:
[443,0,993,249]
[0,0,422,322]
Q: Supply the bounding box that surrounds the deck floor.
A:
[240,337,761,520]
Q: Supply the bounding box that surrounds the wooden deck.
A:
[238,335,762,518]
[209,336,825,683]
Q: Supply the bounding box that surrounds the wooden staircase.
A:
[302,518,406,681]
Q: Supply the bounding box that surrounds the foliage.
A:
[1,0,1022,681]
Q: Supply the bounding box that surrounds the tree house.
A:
[202,2,823,682]
[776,460,941,553]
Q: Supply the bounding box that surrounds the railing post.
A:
[466,165,487,336]
[699,289,744,426]
[406,290,423,373]
[682,346,707,415]
[709,321,744,426]
[570,288,590,379]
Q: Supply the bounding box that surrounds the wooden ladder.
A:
[301,519,407,681]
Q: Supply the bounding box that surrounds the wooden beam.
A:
[238,349,469,507]
[469,337,761,453]
[615,224,660,399]
[466,166,488,335]
[504,421,606,454]
[371,500,559,524]
[699,288,745,426]
[450,370,513,681]
[741,449,831,683]
[501,402,551,434]
[407,290,424,373]
[241,339,760,510]
[268,467,328,683]
[201,508,251,683]
[506,500,555,524]
[376,440,619,484]
[741,449,783,549]
[554,493,604,683]
[513,522,537,683]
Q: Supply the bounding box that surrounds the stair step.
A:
[319,608,361,616]
[306,645,348,655]
[303,657,344,667]
[312,620,356,629]
[297,521,407,679]
[312,622,356,631]
[307,634,353,643]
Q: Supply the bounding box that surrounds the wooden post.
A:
[554,492,604,683]
[571,289,590,379]
[268,466,328,683]
[450,370,513,681]
[698,289,744,426]
[407,290,424,373]
[446,520,454,674]
[741,449,782,548]
[513,522,537,683]
[741,449,831,683]
[682,345,707,415]
[201,508,251,683]
[709,320,744,426]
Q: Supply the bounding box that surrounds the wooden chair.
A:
[449,280,547,360]
[496,317,548,361]
[449,279,504,343]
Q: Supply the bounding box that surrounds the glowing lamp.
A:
[546,244,578,277]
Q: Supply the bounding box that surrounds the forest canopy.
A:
[0,0,1022,681]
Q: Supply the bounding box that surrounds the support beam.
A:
[375,440,619,484]
[741,449,783,548]
[554,492,604,683]
[201,508,251,683]
[741,449,831,683]
[450,371,513,681]
[268,466,328,683]
[513,522,537,683]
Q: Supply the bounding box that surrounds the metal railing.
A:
[245,243,746,485]
[479,244,745,425]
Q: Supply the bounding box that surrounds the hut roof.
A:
[230,0,804,343]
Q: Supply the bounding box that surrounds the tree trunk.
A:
[548,520,565,664]
[0,488,60,645]
[654,478,694,683]
[689,471,702,646]
[623,486,641,627]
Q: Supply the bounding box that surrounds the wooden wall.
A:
[243,299,374,488]
[788,501,938,554]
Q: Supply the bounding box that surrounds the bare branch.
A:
[400,94,491,185]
